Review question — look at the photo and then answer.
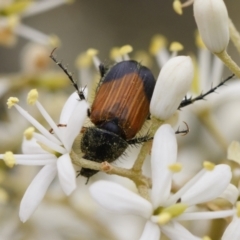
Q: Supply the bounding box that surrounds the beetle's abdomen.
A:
[90,61,155,140]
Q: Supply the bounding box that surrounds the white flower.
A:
[90,124,235,240]
[0,0,69,46]
[150,56,194,120]
[0,89,88,222]
[193,0,229,53]
[222,202,240,240]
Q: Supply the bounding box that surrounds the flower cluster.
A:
[0,89,88,222]
[1,0,240,239]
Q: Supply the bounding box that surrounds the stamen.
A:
[173,0,182,15]
[153,203,188,225]
[149,35,167,55]
[236,201,240,217]
[27,89,38,105]
[49,34,60,47]
[203,161,215,171]
[227,141,240,164]
[24,127,35,140]
[120,45,133,55]
[0,188,8,203]
[120,45,133,61]
[1,1,31,15]
[86,48,99,57]
[168,163,182,172]
[133,50,152,67]
[76,52,92,68]
[195,31,206,49]
[157,212,171,225]
[14,23,59,46]
[7,15,19,29]
[161,203,187,218]
[21,0,72,18]
[3,151,16,168]
[76,48,101,69]
[86,48,101,69]
[181,0,194,8]
[110,47,122,62]
[6,97,19,108]
[169,42,184,52]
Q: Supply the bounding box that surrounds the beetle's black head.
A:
[79,127,128,178]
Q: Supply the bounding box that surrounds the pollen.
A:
[76,53,91,68]
[149,35,167,55]
[110,47,121,60]
[203,161,215,171]
[49,34,60,48]
[169,42,184,52]
[3,151,16,168]
[24,127,35,140]
[27,89,38,105]
[120,45,133,55]
[86,48,99,57]
[168,162,182,172]
[173,0,182,15]
[8,15,19,29]
[6,97,19,108]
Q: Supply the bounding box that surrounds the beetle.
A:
[50,50,234,181]
[50,51,156,180]
[80,60,156,178]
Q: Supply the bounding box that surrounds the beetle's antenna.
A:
[178,74,235,109]
[50,48,86,100]
[175,121,189,136]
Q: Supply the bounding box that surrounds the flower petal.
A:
[139,220,160,240]
[90,180,153,219]
[151,124,177,208]
[22,136,48,154]
[14,104,61,145]
[219,184,239,205]
[33,132,67,155]
[222,215,240,240]
[57,153,76,195]
[181,164,232,205]
[161,221,201,240]
[62,100,89,151]
[59,92,80,124]
[177,209,234,221]
[19,164,57,222]
[194,0,229,53]
[150,56,193,120]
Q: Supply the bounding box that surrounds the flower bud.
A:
[194,0,229,53]
[150,56,193,120]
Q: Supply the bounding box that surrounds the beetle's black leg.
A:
[178,74,235,109]
[87,109,91,117]
[127,135,153,145]
[50,48,86,100]
[175,121,189,136]
[99,63,108,78]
